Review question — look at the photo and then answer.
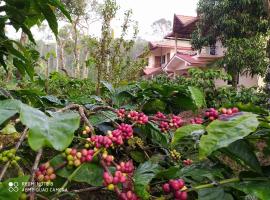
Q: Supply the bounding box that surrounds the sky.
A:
[7,0,198,42]
[114,0,198,40]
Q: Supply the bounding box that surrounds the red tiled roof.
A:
[143,67,163,75]
[175,15,198,26]
[165,14,198,39]
[175,53,222,66]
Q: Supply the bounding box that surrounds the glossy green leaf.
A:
[231,181,270,200]
[133,161,161,200]
[199,112,259,159]
[0,99,21,125]
[224,140,261,173]
[198,187,233,200]
[130,151,146,163]
[172,124,205,147]
[57,163,103,186]
[89,110,118,126]
[142,122,169,148]
[188,86,206,109]
[0,175,29,200]
[20,104,80,151]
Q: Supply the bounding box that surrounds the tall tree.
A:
[151,18,172,37]
[192,0,269,88]
[58,0,101,77]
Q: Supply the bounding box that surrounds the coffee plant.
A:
[0,95,269,200]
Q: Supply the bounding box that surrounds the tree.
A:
[151,18,172,37]
[193,0,270,88]
[0,0,71,79]
[221,36,269,87]
[93,0,147,94]
[58,0,101,77]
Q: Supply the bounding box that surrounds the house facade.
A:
[143,14,264,88]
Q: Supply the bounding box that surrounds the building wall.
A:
[215,74,260,88]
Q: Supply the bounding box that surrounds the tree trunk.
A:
[73,17,80,78]
[231,71,239,90]
[16,32,28,80]
[82,50,89,79]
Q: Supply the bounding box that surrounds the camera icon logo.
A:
[8,182,19,192]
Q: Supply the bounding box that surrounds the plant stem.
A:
[0,127,28,181]
[29,148,43,200]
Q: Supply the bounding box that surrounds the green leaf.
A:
[231,181,270,200]
[172,124,205,147]
[0,176,29,200]
[133,161,161,200]
[1,123,17,135]
[20,104,80,151]
[48,0,72,22]
[101,81,115,94]
[142,122,169,148]
[179,165,224,182]
[130,151,146,163]
[223,140,261,173]
[156,166,180,179]
[0,99,21,125]
[38,1,58,36]
[198,187,233,200]
[89,111,118,126]
[188,86,206,109]
[57,163,103,186]
[199,112,259,159]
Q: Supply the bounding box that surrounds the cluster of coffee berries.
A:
[102,151,114,166]
[0,149,20,165]
[162,179,188,200]
[65,148,94,167]
[82,126,91,135]
[90,135,113,148]
[155,111,167,119]
[116,109,149,125]
[116,161,134,174]
[190,117,204,124]
[115,123,134,140]
[117,109,126,118]
[103,170,127,187]
[170,115,183,128]
[183,159,193,166]
[127,111,148,125]
[205,108,219,121]
[220,107,239,115]
[170,149,181,161]
[35,162,56,182]
[119,191,139,200]
[159,121,170,132]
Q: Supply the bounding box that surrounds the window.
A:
[210,45,216,55]
[161,55,166,64]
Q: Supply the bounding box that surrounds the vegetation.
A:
[0,1,270,200]
[192,0,270,88]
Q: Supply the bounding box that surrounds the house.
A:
[143,14,265,88]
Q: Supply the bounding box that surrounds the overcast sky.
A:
[7,0,198,42]
[115,0,198,40]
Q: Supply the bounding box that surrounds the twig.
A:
[91,106,116,112]
[0,127,28,181]
[57,104,80,113]
[78,106,95,133]
[36,194,49,200]
[29,148,43,200]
